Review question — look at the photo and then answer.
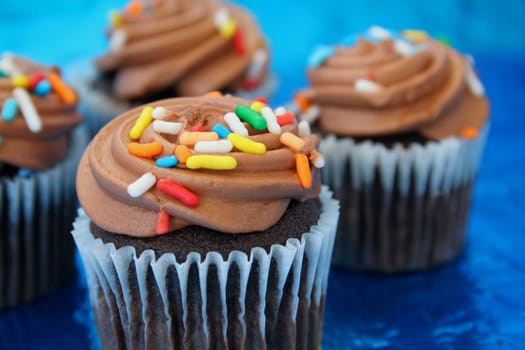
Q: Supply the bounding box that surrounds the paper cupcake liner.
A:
[65,59,278,138]
[319,127,488,271]
[72,186,338,350]
[0,126,88,308]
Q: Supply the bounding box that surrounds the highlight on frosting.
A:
[0,53,82,170]
[77,95,323,237]
[298,26,490,141]
[97,0,270,100]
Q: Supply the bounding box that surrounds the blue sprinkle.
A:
[34,80,52,96]
[307,45,336,68]
[1,98,18,122]
[212,124,231,138]
[155,155,179,168]
[340,34,358,46]
[18,168,34,177]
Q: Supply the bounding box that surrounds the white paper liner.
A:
[318,127,489,271]
[65,59,278,138]
[0,126,88,308]
[72,186,338,349]
[320,126,489,195]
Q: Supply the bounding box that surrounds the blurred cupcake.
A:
[72,95,338,349]
[0,53,86,308]
[294,26,489,272]
[68,0,275,137]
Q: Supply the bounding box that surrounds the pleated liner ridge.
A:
[72,187,339,350]
[0,127,88,308]
[320,127,488,272]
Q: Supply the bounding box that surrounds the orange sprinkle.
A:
[367,70,376,81]
[128,141,163,158]
[125,1,143,15]
[179,131,218,146]
[294,93,311,113]
[156,210,170,235]
[460,126,479,139]
[174,145,192,163]
[47,72,77,104]
[280,132,305,152]
[295,154,312,189]
[203,91,223,98]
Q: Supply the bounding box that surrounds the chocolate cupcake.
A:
[68,0,275,137]
[72,95,339,349]
[295,27,489,272]
[0,53,87,308]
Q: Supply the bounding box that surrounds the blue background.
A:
[1,0,525,348]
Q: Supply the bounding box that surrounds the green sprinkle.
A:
[234,104,267,131]
[0,70,6,78]
[436,35,451,47]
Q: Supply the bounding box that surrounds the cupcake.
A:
[72,95,339,349]
[68,0,275,137]
[295,27,489,272]
[0,53,87,308]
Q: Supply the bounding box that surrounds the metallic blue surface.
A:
[1,1,525,348]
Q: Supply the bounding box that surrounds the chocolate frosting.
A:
[304,33,489,140]
[97,0,269,100]
[0,55,82,170]
[77,96,321,237]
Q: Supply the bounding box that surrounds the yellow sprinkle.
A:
[227,133,266,154]
[109,10,123,27]
[220,18,237,39]
[250,101,265,113]
[402,30,428,42]
[130,106,154,139]
[280,132,305,152]
[186,155,237,170]
[11,75,29,88]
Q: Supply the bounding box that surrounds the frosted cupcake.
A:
[72,95,338,348]
[69,0,275,137]
[0,53,86,308]
[295,27,489,272]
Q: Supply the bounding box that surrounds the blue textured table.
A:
[1,1,525,349]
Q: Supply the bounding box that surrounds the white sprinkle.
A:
[300,105,320,124]
[0,53,22,76]
[194,140,233,153]
[393,40,426,57]
[224,112,248,136]
[109,29,127,52]
[367,25,391,40]
[274,106,287,116]
[152,106,168,120]
[465,62,485,97]
[354,79,384,93]
[214,8,230,29]
[313,153,325,168]
[127,172,157,198]
[246,49,268,80]
[12,88,42,133]
[153,120,182,135]
[298,120,311,137]
[260,106,281,134]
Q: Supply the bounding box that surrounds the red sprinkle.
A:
[156,210,170,235]
[254,96,267,104]
[28,73,45,90]
[190,125,206,132]
[367,70,376,81]
[232,29,246,55]
[243,78,259,90]
[277,111,295,126]
[156,179,199,208]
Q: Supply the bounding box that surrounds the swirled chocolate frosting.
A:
[302,29,489,140]
[0,54,82,170]
[96,0,269,100]
[77,96,322,237]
